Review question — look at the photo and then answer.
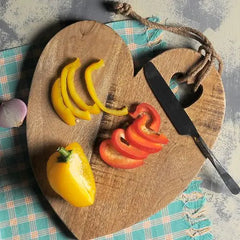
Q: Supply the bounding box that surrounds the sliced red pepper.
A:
[111,128,149,160]
[99,140,144,169]
[125,124,163,153]
[133,114,169,144]
[129,103,161,132]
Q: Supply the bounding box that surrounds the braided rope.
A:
[112,2,223,91]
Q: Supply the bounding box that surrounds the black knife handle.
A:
[193,135,240,195]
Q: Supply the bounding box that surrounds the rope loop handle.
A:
[112,2,223,91]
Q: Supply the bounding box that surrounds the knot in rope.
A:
[113,2,132,16]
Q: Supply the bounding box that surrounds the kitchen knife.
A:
[143,61,240,195]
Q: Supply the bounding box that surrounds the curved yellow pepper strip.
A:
[67,58,101,114]
[85,59,128,116]
[61,60,91,120]
[51,78,76,126]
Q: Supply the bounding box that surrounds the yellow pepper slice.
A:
[47,142,96,207]
[51,78,76,126]
[85,59,128,116]
[61,60,91,120]
[67,58,101,114]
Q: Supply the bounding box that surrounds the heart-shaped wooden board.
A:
[27,20,225,239]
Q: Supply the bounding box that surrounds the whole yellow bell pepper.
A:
[47,142,96,207]
[85,59,128,116]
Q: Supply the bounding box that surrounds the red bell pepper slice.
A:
[111,128,149,160]
[125,124,163,153]
[129,103,161,132]
[99,139,144,169]
[133,114,169,144]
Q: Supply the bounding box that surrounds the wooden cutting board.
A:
[26,20,225,239]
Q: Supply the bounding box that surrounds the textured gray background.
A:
[1,0,239,239]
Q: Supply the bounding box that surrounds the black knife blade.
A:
[144,61,240,195]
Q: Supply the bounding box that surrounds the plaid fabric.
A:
[0,18,212,240]
[107,17,167,74]
[96,180,212,240]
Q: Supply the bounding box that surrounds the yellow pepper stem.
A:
[57,147,72,162]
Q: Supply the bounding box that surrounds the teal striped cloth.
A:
[0,18,212,240]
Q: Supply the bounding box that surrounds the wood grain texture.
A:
[26,21,225,240]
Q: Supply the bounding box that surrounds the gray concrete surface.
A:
[1,0,239,239]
